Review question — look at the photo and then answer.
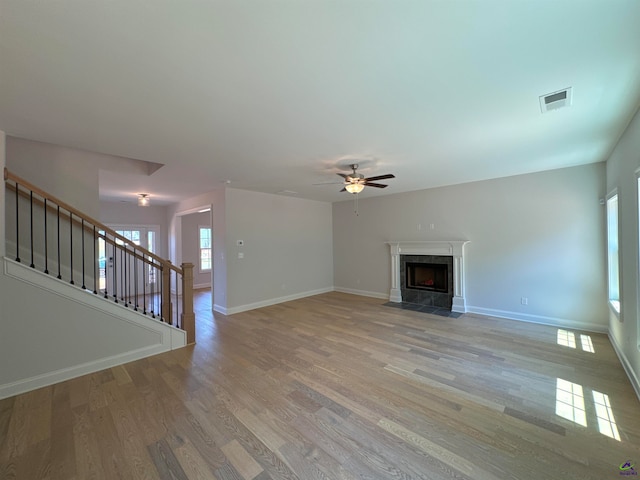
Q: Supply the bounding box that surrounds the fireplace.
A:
[387,241,469,313]
[406,262,448,293]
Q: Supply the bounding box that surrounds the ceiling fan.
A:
[332,164,395,194]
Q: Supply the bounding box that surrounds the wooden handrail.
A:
[7,182,162,268]
[4,168,181,274]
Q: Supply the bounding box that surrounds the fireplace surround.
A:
[387,241,469,313]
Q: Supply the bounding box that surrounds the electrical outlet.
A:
[521,297,528,305]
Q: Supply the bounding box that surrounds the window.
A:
[199,226,212,272]
[606,193,620,317]
[98,225,158,291]
[147,230,156,284]
[115,228,157,286]
[115,229,141,246]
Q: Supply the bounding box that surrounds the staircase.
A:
[1,167,195,398]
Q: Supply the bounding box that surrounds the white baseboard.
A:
[213,303,228,315]
[333,286,388,300]
[332,292,608,334]
[1,258,187,399]
[193,282,211,290]
[218,287,334,316]
[466,305,608,334]
[608,333,640,402]
[0,344,169,400]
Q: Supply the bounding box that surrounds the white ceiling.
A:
[1,0,640,204]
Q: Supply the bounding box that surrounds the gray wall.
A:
[224,188,333,313]
[606,106,640,397]
[333,163,608,331]
[7,137,109,218]
[181,211,212,288]
[0,263,179,398]
[169,187,333,314]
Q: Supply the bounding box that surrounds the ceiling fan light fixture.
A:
[345,183,365,194]
[138,194,150,206]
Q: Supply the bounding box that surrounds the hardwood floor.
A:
[1,291,639,479]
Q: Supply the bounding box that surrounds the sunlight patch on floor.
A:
[580,334,595,353]
[556,329,576,348]
[555,378,587,426]
[593,391,621,441]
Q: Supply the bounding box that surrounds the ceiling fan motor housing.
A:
[335,163,395,193]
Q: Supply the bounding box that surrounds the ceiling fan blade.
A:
[364,174,395,182]
[363,182,388,188]
[339,187,346,192]
[337,173,349,179]
[313,181,345,185]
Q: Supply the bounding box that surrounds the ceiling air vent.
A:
[539,87,572,113]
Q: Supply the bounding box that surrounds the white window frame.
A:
[606,190,621,320]
[637,169,640,349]
[198,225,212,273]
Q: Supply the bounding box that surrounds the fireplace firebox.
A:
[398,254,454,308]
[406,263,448,293]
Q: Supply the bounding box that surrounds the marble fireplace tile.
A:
[382,302,462,318]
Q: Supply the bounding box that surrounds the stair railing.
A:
[4,168,195,344]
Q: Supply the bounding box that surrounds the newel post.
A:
[162,262,171,324]
[181,262,196,344]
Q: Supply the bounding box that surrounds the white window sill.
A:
[609,300,621,320]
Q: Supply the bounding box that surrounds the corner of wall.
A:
[604,103,640,403]
[0,130,6,258]
[608,330,640,402]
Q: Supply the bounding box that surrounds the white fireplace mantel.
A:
[386,241,469,313]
